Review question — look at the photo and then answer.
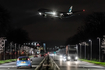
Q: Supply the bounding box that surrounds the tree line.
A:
[66,12,105,45]
[0,5,30,44]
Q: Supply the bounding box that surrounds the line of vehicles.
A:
[56,45,78,61]
[16,45,78,68]
[34,49,47,57]
[16,49,47,69]
[16,50,47,69]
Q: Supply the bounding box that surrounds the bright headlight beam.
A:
[68,57,70,59]
[75,61,78,64]
[60,55,62,57]
[75,56,78,59]
[39,12,42,15]
[52,12,56,15]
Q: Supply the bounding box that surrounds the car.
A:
[34,54,38,57]
[16,56,32,68]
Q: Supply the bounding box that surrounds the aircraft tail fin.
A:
[69,6,73,12]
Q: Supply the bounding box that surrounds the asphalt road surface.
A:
[0,56,44,70]
[50,54,105,70]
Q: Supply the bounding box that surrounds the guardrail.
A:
[35,55,48,70]
[50,56,60,70]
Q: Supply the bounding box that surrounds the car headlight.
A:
[68,57,71,59]
[52,11,56,15]
[64,57,66,59]
[75,56,78,59]
[60,55,62,57]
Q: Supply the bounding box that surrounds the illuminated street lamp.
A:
[97,37,101,62]
[89,39,92,60]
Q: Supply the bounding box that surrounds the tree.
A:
[66,12,105,45]
[7,28,30,44]
[0,5,12,37]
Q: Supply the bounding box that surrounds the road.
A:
[0,56,44,70]
[50,54,105,70]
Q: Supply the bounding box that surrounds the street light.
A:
[97,37,101,62]
[15,43,16,59]
[83,42,86,59]
[3,39,7,60]
[89,39,92,60]
[76,44,78,58]
[79,43,82,58]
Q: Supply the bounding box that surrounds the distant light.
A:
[83,9,85,12]
[89,39,91,41]
[67,62,71,65]
[75,61,78,64]
[60,55,62,57]
[39,12,42,15]
[52,12,56,15]
[60,13,63,16]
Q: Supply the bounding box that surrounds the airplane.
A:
[38,6,85,19]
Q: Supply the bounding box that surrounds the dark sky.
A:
[0,0,105,47]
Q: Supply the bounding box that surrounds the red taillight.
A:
[83,9,85,12]
[15,52,16,54]
[46,54,47,55]
[22,52,24,54]
[28,58,30,61]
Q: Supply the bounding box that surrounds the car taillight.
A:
[28,58,30,61]
[48,52,49,54]
[17,58,19,61]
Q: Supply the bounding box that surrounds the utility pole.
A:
[3,38,7,60]
[15,43,16,59]
[97,37,101,62]
[79,43,82,58]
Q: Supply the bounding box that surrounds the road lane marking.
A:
[0,65,39,68]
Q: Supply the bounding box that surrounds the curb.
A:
[35,55,48,70]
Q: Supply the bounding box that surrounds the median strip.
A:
[0,59,16,64]
[80,59,105,66]
[0,55,33,64]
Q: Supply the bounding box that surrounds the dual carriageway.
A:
[0,54,105,70]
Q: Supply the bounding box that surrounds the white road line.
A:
[59,65,105,68]
[0,66,16,67]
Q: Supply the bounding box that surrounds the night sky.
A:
[0,0,105,47]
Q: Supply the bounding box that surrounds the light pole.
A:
[97,37,101,62]
[83,42,86,59]
[85,42,86,59]
[89,39,92,60]
[10,42,12,59]
[3,39,7,60]
[76,44,78,58]
[15,43,16,59]
[79,43,82,58]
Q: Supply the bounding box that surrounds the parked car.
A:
[16,56,32,68]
